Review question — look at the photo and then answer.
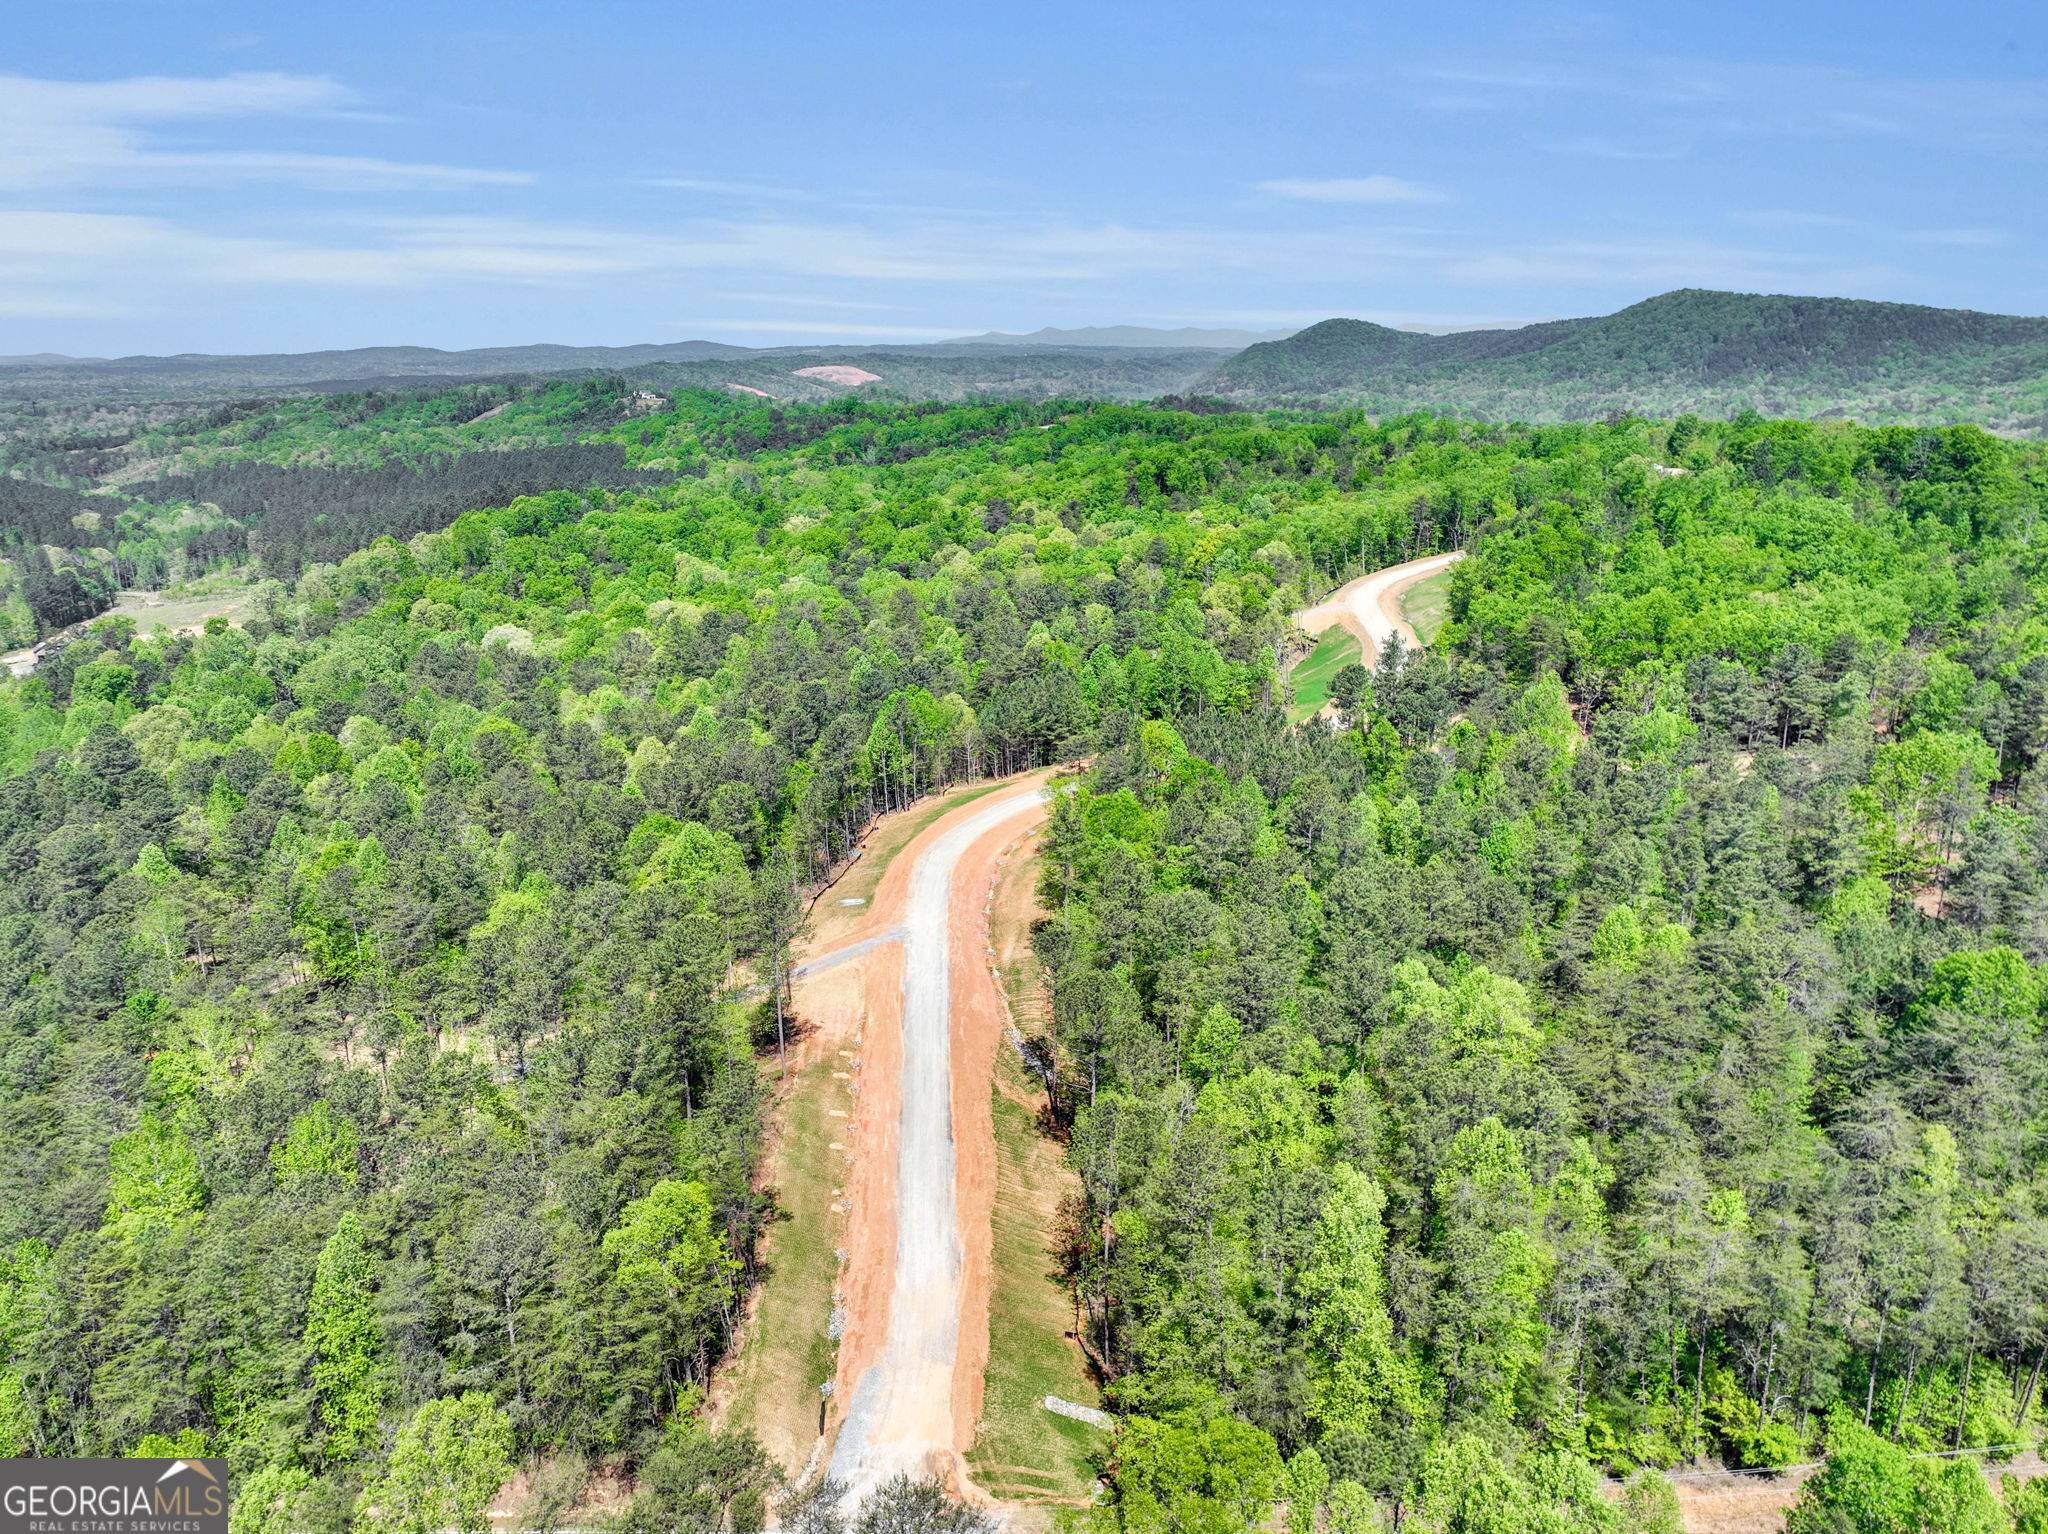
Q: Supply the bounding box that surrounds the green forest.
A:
[3,390,2048,1533]
[1199,291,2048,434]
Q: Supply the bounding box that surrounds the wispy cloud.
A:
[1729,210,1857,231]
[1728,213,2006,252]
[1903,227,2005,248]
[711,290,898,311]
[1548,136,1689,162]
[1399,53,2048,157]
[644,175,815,200]
[2,199,1944,329]
[1255,175,1445,205]
[0,207,1309,321]
[0,71,529,190]
[1442,236,1913,296]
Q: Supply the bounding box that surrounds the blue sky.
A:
[3,0,2043,355]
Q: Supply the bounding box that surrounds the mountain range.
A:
[3,290,2043,430]
[1198,289,2048,431]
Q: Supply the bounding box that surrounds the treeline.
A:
[1039,416,2048,1534]
[126,441,667,577]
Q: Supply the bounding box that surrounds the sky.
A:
[3,0,2044,356]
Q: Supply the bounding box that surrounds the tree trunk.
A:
[1894,1347,1919,1440]
[1573,1310,1589,1423]
[2016,1341,2047,1434]
[1954,1343,1974,1450]
[1694,1327,1709,1456]
[1864,1307,1888,1427]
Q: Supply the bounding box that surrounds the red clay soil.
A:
[946,804,1053,1469]
[823,938,906,1454]
[804,767,1061,1489]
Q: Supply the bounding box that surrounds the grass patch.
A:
[970,838,1106,1506]
[807,779,1007,952]
[714,1051,850,1471]
[967,1057,1109,1503]
[814,780,1004,920]
[1286,627,1361,723]
[1402,568,1453,645]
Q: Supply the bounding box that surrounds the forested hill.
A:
[0,341,1230,409]
[12,289,2047,430]
[1197,289,2048,431]
[4,394,2048,1531]
[0,340,749,398]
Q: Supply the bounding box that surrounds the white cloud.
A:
[149,151,527,189]
[0,71,528,190]
[0,207,1312,325]
[1903,227,2004,248]
[1442,237,1913,296]
[22,71,350,118]
[1255,175,1445,205]
[711,290,899,311]
[1547,136,1689,162]
[1402,53,2048,157]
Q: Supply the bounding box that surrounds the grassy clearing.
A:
[1286,626,1361,723]
[107,587,253,633]
[1402,568,1453,645]
[968,839,1106,1506]
[809,779,1004,946]
[967,1055,1108,1503]
[714,1050,850,1472]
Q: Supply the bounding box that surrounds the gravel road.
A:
[1294,548,1463,664]
[827,784,1048,1501]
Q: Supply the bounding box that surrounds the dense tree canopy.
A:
[1,391,2045,1528]
[1040,410,2048,1532]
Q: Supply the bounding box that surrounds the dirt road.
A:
[778,555,1463,1507]
[803,774,1057,1503]
[1293,549,1463,666]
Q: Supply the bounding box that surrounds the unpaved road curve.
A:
[1293,548,1463,666]
[824,779,1051,1503]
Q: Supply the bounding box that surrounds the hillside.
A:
[0,339,749,392]
[1199,289,2048,430]
[14,291,2048,431]
[0,339,1229,408]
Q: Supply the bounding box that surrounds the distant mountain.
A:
[10,292,2047,429]
[0,336,1234,406]
[1198,290,2048,431]
[0,353,95,368]
[944,324,1298,350]
[0,339,749,387]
